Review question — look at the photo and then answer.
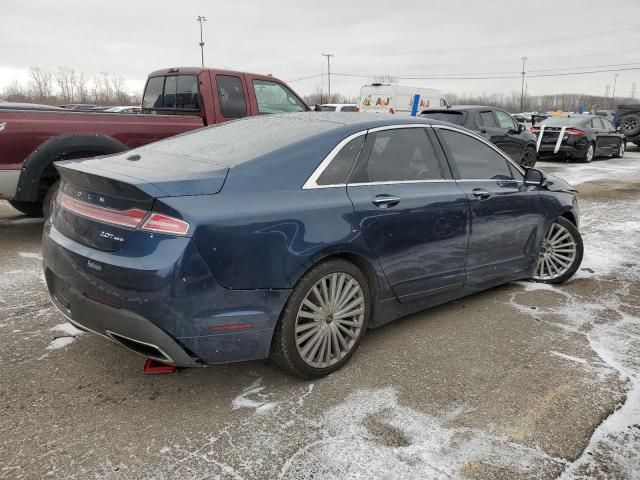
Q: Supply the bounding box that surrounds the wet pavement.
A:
[1,148,639,479]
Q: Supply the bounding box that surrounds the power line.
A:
[286,74,323,83]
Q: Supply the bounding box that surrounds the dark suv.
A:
[420,106,538,167]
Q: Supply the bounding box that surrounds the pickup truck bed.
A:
[0,67,308,216]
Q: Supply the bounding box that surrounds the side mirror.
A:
[525,168,546,186]
[518,123,526,133]
[616,126,623,133]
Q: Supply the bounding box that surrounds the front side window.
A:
[601,118,614,130]
[350,128,443,183]
[479,111,497,127]
[217,75,247,118]
[438,129,512,180]
[253,80,306,114]
[495,110,516,130]
[317,136,365,185]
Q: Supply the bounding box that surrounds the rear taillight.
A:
[141,213,190,235]
[58,192,190,235]
[565,128,585,136]
[355,106,360,112]
[59,193,147,228]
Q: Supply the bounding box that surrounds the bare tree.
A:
[73,71,89,103]
[29,67,53,101]
[55,66,76,103]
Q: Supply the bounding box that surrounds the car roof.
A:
[277,112,444,131]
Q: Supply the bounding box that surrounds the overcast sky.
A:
[1,0,640,100]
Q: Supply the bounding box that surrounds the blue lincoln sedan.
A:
[43,113,583,378]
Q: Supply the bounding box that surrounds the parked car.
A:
[616,104,640,147]
[104,106,142,114]
[0,67,308,218]
[531,115,626,162]
[359,83,448,115]
[420,106,538,167]
[512,113,532,123]
[43,113,583,378]
[320,104,359,112]
[0,102,63,111]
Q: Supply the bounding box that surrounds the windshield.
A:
[539,116,586,127]
[420,111,465,125]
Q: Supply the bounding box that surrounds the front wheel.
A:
[612,140,625,159]
[521,145,538,168]
[270,259,370,378]
[532,217,583,284]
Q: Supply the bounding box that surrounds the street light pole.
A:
[520,56,528,112]
[611,73,618,109]
[197,16,207,68]
[321,53,334,101]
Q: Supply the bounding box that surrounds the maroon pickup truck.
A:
[0,67,308,216]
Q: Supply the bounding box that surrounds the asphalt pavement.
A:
[1,148,639,480]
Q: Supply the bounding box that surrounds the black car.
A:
[531,115,626,163]
[420,106,538,167]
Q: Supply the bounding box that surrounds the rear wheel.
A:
[532,217,583,284]
[270,259,370,378]
[521,145,538,168]
[612,140,625,158]
[580,142,595,163]
[7,199,43,217]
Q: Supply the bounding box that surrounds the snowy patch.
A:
[18,251,42,260]
[46,322,83,350]
[549,351,588,365]
[538,157,640,187]
[0,217,44,226]
[232,378,275,412]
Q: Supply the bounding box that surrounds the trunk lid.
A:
[53,151,228,251]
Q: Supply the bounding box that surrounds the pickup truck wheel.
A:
[621,114,640,137]
[42,180,61,219]
[7,199,44,217]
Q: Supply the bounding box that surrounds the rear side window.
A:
[142,75,200,110]
[253,80,306,114]
[317,136,365,186]
[438,129,512,180]
[216,75,247,118]
[479,111,498,127]
[350,128,443,183]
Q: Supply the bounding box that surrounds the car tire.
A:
[42,180,60,220]
[531,216,583,284]
[621,114,640,137]
[270,258,371,378]
[7,199,44,217]
[521,145,538,168]
[612,140,625,158]
[580,142,595,163]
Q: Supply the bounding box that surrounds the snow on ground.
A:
[46,322,84,350]
[538,155,640,187]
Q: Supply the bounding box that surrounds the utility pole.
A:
[611,73,618,109]
[196,16,207,68]
[322,53,334,101]
[604,84,610,98]
[520,56,527,112]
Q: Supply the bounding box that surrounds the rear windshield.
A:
[420,111,465,125]
[539,116,586,127]
[136,115,336,168]
[142,75,200,111]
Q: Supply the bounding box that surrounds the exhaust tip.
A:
[105,330,174,364]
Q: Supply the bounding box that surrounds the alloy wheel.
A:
[533,222,578,281]
[585,144,594,162]
[295,272,365,368]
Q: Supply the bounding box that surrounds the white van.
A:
[359,83,448,115]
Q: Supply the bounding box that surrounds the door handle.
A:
[472,188,492,200]
[372,195,401,208]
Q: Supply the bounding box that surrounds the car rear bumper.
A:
[42,222,291,366]
[537,143,587,159]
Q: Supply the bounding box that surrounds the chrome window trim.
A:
[348,179,454,187]
[431,124,527,178]
[302,123,434,190]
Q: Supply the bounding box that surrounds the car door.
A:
[476,110,519,162]
[434,126,544,283]
[599,118,619,153]
[346,126,469,301]
[494,110,526,160]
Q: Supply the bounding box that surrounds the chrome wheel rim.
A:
[586,144,594,162]
[295,272,365,368]
[533,223,577,281]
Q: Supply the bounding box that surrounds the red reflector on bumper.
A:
[143,358,177,374]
